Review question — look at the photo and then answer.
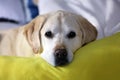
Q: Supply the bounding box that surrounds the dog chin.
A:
[40,51,73,66]
[40,52,56,66]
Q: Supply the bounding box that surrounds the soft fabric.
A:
[0,22,23,30]
[0,0,27,30]
[38,0,120,39]
[28,0,39,19]
[0,0,26,24]
[0,32,120,80]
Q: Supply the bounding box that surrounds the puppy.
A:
[0,10,97,66]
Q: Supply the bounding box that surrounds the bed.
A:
[0,32,120,80]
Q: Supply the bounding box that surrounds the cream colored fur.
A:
[0,10,97,66]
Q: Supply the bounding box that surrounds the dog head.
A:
[25,10,97,66]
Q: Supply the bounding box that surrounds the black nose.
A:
[54,49,68,66]
[55,49,67,58]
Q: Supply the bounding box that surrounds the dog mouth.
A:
[55,57,69,66]
[54,49,69,66]
[40,48,72,66]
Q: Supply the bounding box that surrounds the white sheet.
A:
[38,0,120,39]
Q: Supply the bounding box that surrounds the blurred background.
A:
[0,0,120,38]
[0,0,39,30]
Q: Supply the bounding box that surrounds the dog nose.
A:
[55,49,67,59]
[54,49,68,66]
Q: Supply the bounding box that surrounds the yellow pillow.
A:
[0,32,120,80]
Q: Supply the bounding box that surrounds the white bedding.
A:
[38,0,120,39]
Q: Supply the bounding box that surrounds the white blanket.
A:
[38,0,120,39]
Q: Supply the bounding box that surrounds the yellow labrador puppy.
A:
[0,10,97,66]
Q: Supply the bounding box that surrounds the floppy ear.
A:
[24,15,46,54]
[77,15,97,45]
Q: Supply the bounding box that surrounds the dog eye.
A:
[45,31,53,38]
[67,31,76,39]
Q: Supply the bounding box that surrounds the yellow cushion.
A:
[0,32,120,80]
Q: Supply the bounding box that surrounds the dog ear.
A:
[76,15,97,45]
[24,15,46,54]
